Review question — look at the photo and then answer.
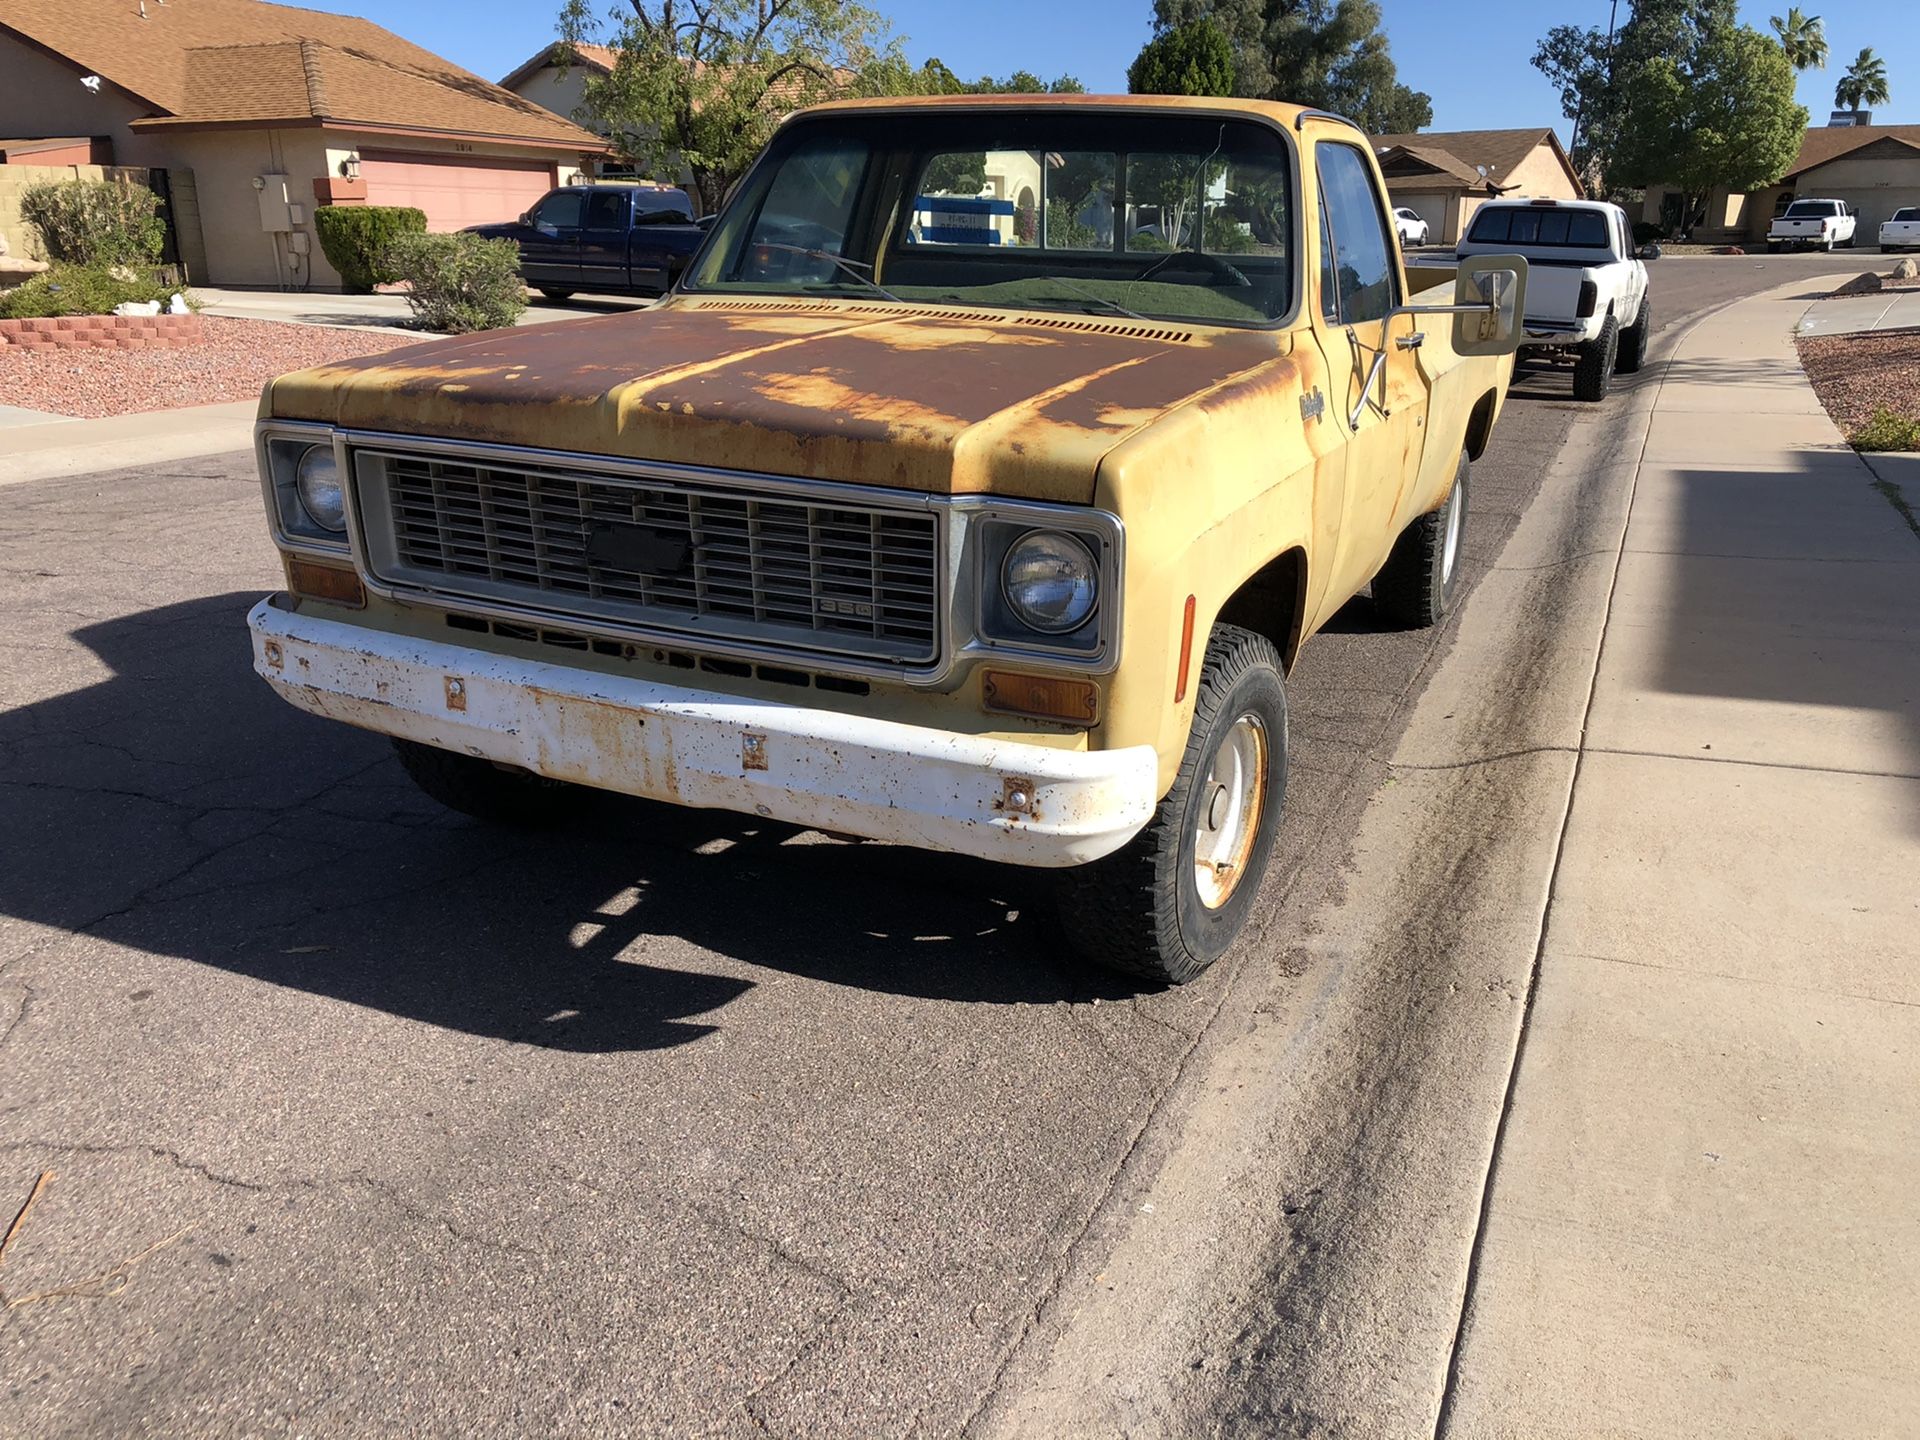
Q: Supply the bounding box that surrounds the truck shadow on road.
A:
[3,593,1132,1053]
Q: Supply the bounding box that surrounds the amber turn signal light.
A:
[981,670,1099,725]
[287,555,366,609]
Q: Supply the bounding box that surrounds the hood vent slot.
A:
[689,298,1193,342]
[1012,316,1194,343]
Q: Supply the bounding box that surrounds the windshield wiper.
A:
[754,243,901,302]
[1035,276,1146,321]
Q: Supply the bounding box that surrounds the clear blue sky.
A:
[319,0,1915,135]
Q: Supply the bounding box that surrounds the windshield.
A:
[1894,208,1920,222]
[684,111,1296,327]
[1784,201,1840,218]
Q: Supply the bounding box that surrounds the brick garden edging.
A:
[0,313,204,350]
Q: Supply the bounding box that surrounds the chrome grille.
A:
[355,449,941,665]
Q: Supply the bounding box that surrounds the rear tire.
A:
[1372,450,1468,628]
[1057,626,1288,987]
[1572,315,1618,403]
[538,287,577,301]
[1615,295,1651,375]
[393,739,583,826]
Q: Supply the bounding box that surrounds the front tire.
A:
[1572,315,1619,402]
[538,287,577,301]
[1057,626,1288,987]
[1373,451,1469,628]
[1615,295,1652,375]
[393,739,584,826]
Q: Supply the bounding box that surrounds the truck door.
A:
[627,190,698,293]
[577,189,632,293]
[1308,140,1433,606]
[520,190,585,288]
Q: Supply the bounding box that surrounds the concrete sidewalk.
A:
[1445,284,1920,1434]
[0,401,255,486]
[1794,285,1920,335]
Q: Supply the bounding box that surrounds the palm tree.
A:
[1770,8,1828,73]
[1835,48,1891,116]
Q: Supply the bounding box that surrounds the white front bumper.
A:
[247,598,1158,868]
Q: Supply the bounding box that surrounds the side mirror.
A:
[1638,242,1662,260]
[1451,254,1528,357]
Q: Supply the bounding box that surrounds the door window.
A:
[584,191,628,229]
[1316,144,1396,324]
[530,191,585,232]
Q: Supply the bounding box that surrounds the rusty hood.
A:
[265,299,1290,504]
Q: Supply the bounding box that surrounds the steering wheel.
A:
[1134,248,1252,288]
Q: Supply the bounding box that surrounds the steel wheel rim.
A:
[1193,713,1268,910]
[1441,479,1465,586]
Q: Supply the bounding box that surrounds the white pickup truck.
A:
[1768,198,1858,252]
[1446,198,1651,402]
[1881,206,1920,252]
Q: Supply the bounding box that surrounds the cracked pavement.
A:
[0,256,1864,1437]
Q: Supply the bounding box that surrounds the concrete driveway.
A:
[193,287,653,331]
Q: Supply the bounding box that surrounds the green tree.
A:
[1128,18,1236,96]
[556,0,905,214]
[1834,47,1891,115]
[1612,22,1809,236]
[855,56,1084,96]
[1533,0,1738,195]
[1770,8,1827,72]
[1147,0,1431,131]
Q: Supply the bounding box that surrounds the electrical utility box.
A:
[257,174,293,232]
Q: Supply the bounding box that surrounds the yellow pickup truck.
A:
[246,96,1526,984]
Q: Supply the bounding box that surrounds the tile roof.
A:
[499,40,618,91]
[1783,124,1920,177]
[0,0,603,149]
[1370,127,1575,190]
[1377,142,1490,190]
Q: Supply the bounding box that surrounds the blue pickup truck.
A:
[466,183,708,301]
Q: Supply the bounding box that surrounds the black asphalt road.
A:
[0,253,1866,1437]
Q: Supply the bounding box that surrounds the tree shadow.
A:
[1638,457,1920,820]
[1,594,1134,1054]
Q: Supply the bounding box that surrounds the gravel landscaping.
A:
[0,314,429,418]
[1798,326,1920,448]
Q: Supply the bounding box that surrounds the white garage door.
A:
[361,152,556,231]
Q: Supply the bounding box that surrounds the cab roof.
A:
[790,93,1338,132]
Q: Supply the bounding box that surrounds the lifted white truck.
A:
[1446,198,1651,402]
[1769,198,1858,252]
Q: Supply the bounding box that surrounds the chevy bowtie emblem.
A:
[1300,386,1326,423]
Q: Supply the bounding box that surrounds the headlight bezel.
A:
[258,421,352,555]
[965,507,1121,670]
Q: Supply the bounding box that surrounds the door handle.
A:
[1396,331,1426,350]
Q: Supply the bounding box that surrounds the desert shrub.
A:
[1853,408,1920,452]
[1632,220,1669,245]
[0,263,186,319]
[312,205,427,293]
[385,231,527,333]
[20,179,167,267]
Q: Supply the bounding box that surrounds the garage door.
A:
[361,152,555,231]
[1820,190,1907,235]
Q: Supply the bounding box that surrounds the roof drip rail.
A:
[1295,109,1366,134]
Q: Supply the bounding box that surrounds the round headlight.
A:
[295,444,346,533]
[1002,530,1098,635]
